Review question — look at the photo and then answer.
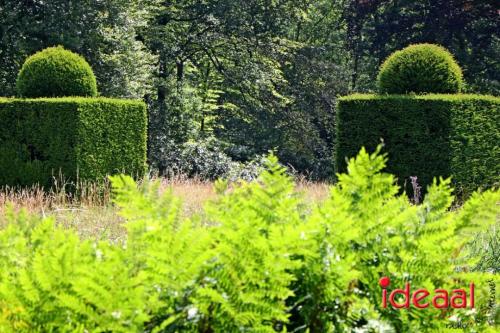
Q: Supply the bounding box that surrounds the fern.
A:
[194,154,304,332]
[0,147,497,332]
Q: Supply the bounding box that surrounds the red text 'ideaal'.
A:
[379,276,474,309]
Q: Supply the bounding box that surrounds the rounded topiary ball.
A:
[16,46,97,98]
[377,43,463,94]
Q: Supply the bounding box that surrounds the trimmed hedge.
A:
[0,98,147,187]
[16,46,98,98]
[377,44,463,94]
[336,94,500,196]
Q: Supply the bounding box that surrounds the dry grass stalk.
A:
[1,175,331,240]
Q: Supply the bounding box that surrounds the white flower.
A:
[95,249,103,261]
[203,277,217,284]
[465,308,477,316]
[187,307,198,320]
[111,311,122,319]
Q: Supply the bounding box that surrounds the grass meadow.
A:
[0,177,330,241]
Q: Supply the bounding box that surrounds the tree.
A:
[2,0,496,179]
[144,0,354,179]
[0,0,156,98]
[343,0,500,93]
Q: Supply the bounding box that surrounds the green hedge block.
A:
[0,98,147,187]
[336,94,500,196]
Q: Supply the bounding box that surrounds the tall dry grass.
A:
[0,176,331,239]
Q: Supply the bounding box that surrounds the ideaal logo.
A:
[379,276,475,309]
[379,277,497,329]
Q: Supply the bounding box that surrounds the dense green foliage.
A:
[0,98,147,187]
[336,94,500,197]
[0,3,497,332]
[1,1,498,179]
[156,138,269,181]
[377,44,463,94]
[0,148,498,332]
[0,0,156,98]
[142,0,342,179]
[16,46,98,98]
[343,0,499,94]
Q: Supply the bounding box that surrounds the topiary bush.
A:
[377,43,463,94]
[16,46,98,98]
[0,98,147,187]
[336,94,500,198]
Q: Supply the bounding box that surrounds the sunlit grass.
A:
[1,176,331,240]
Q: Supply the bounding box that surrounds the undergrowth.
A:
[0,147,498,332]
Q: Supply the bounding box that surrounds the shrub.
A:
[16,46,98,98]
[156,138,237,180]
[0,98,147,187]
[0,148,498,332]
[153,138,271,182]
[336,94,500,197]
[377,44,463,94]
